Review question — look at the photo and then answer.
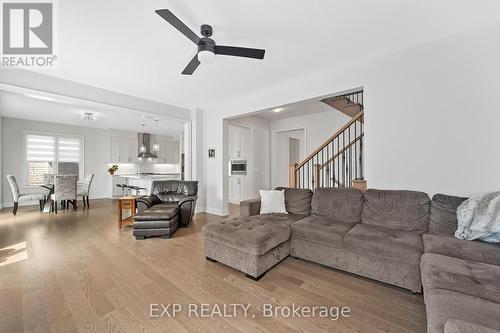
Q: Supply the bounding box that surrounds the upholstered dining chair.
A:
[43,174,55,186]
[51,175,77,213]
[6,175,48,215]
[77,174,94,208]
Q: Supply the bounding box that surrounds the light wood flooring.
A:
[0,199,426,333]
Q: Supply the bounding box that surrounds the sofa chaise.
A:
[202,187,500,332]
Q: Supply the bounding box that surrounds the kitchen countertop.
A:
[113,173,180,179]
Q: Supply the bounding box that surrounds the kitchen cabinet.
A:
[228,175,252,203]
[109,136,138,163]
[127,138,138,162]
[157,138,180,164]
[228,125,251,159]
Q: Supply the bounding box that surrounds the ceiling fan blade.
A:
[215,45,265,59]
[182,55,201,75]
[155,9,201,45]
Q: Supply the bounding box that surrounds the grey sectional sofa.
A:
[202,187,500,332]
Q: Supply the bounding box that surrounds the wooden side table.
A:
[117,196,139,229]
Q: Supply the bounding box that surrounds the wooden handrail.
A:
[296,111,364,169]
[320,133,364,169]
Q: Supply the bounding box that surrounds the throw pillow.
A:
[259,189,287,214]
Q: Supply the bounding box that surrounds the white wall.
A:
[228,116,271,196]
[192,109,206,213]
[203,22,500,215]
[270,110,350,188]
[2,117,112,206]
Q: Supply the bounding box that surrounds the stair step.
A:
[341,103,363,118]
[322,97,364,122]
[322,96,351,109]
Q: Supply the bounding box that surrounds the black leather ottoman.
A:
[133,204,179,239]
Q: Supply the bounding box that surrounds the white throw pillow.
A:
[259,189,287,214]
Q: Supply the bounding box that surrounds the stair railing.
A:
[290,111,364,190]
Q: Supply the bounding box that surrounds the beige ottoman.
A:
[202,214,303,280]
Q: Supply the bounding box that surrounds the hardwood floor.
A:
[0,199,426,333]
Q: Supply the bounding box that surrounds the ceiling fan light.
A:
[198,50,215,64]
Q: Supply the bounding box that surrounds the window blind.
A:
[58,137,81,162]
[26,134,56,162]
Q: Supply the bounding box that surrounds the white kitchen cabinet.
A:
[127,138,138,162]
[228,176,252,203]
[110,136,120,162]
[157,138,170,163]
[119,138,128,163]
[110,136,137,163]
[169,140,180,164]
[228,125,251,159]
[157,138,180,164]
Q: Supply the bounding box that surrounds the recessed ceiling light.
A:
[273,107,284,113]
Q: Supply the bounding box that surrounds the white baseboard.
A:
[205,206,229,216]
[195,205,206,214]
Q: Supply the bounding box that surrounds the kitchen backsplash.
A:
[107,162,180,175]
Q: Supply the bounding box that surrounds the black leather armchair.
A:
[136,180,198,227]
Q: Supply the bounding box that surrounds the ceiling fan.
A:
[155,9,266,75]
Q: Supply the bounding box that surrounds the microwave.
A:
[230,160,247,175]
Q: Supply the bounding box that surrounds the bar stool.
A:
[130,186,147,196]
[116,184,128,196]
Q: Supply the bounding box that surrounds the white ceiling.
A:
[252,99,335,121]
[11,0,500,112]
[0,90,185,136]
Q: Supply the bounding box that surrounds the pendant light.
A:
[140,124,146,153]
[153,118,159,152]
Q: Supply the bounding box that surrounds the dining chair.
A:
[6,175,47,215]
[51,175,77,213]
[43,174,55,186]
[77,174,94,208]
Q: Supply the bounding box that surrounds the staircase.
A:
[289,90,366,190]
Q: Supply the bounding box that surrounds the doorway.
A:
[272,129,305,188]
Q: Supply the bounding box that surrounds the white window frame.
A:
[23,130,85,186]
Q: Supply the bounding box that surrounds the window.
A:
[25,132,83,185]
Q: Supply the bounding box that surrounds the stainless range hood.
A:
[138,133,158,159]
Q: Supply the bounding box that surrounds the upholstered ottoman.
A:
[133,204,179,239]
[202,213,304,280]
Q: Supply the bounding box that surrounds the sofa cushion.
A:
[421,253,500,304]
[291,215,356,248]
[362,189,430,233]
[343,223,423,265]
[276,187,313,215]
[156,193,187,204]
[202,214,303,256]
[425,288,500,333]
[445,319,500,333]
[151,180,198,196]
[423,234,500,266]
[259,190,287,214]
[134,204,179,221]
[311,187,364,223]
[429,193,468,236]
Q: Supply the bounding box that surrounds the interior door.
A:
[289,137,300,164]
